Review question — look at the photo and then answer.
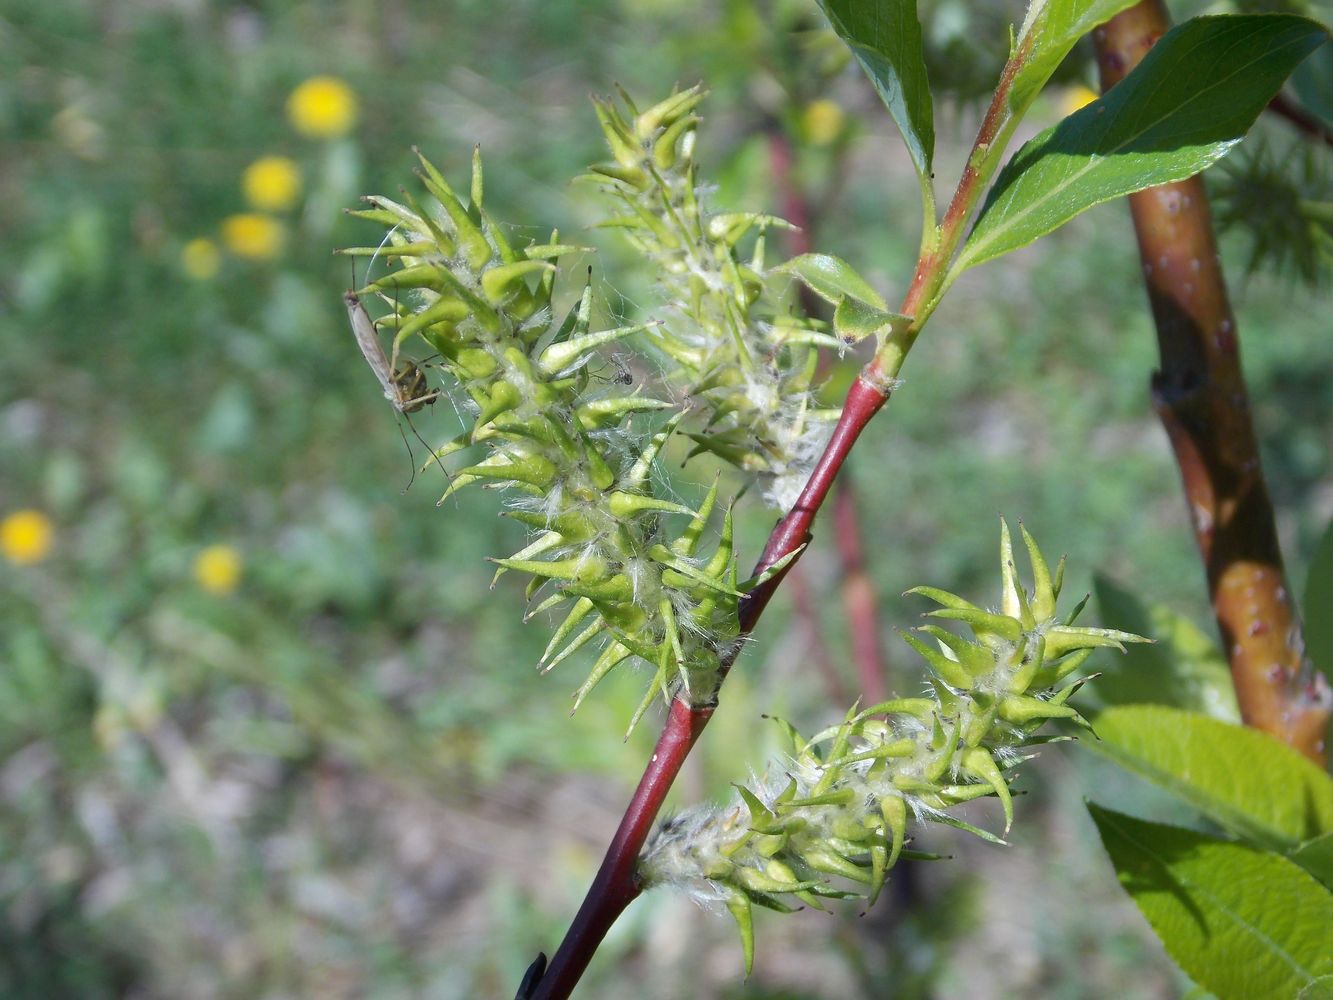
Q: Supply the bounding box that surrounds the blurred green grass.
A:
[1,1,1328,997]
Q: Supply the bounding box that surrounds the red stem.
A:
[739,376,891,634]
[531,698,713,998]
[834,475,888,704]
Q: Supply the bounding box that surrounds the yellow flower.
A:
[221,213,284,260]
[242,155,303,211]
[287,76,359,139]
[802,99,845,147]
[194,544,242,595]
[182,237,221,280]
[1060,84,1101,117]
[1,509,54,565]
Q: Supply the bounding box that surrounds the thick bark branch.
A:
[1094,0,1331,764]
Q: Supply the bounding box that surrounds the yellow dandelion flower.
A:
[242,155,303,211]
[802,99,846,147]
[194,544,242,595]
[287,75,359,139]
[1060,85,1101,117]
[1,509,54,566]
[182,237,221,280]
[221,213,284,260]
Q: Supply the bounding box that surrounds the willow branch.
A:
[528,32,1056,996]
[1094,0,1332,764]
[527,375,892,999]
[527,698,713,998]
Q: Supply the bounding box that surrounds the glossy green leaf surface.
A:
[1304,515,1333,677]
[1084,705,1333,851]
[817,0,933,177]
[1009,0,1142,117]
[1090,804,1333,1000]
[957,15,1329,272]
[1091,574,1238,720]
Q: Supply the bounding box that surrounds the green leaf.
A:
[1304,515,1333,677]
[956,15,1329,272]
[776,253,888,310]
[1091,574,1239,721]
[1290,832,1333,892]
[1009,0,1143,118]
[817,0,933,177]
[1084,705,1333,851]
[1089,804,1333,1000]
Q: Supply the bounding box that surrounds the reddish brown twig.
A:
[1094,0,1332,765]
[834,475,888,704]
[530,377,892,1000]
[530,699,713,998]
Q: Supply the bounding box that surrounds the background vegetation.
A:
[0,1,1327,997]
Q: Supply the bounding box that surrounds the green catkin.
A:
[637,521,1148,975]
[582,88,850,511]
[341,89,869,719]
[343,146,745,721]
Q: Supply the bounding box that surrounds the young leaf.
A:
[955,15,1329,273]
[1083,705,1333,851]
[1091,574,1239,721]
[1089,804,1333,1000]
[817,0,933,179]
[776,253,888,310]
[1009,0,1143,118]
[1304,515,1333,677]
